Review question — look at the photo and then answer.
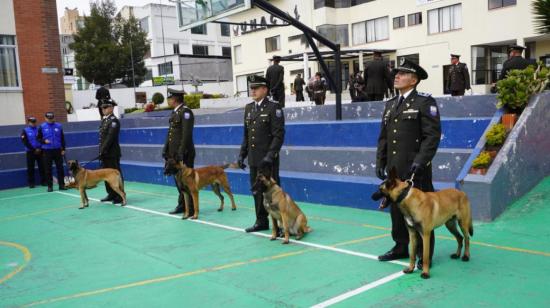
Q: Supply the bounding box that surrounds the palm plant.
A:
[533,0,550,34]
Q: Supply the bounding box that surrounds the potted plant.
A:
[496,64,550,130]
[484,123,507,158]
[470,151,493,175]
[152,92,165,109]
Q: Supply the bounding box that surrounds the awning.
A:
[279,48,396,62]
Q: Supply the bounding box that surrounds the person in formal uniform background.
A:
[446,54,471,96]
[312,72,327,106]
[499,45,530,80]
[38,112,67,192]
[364,51,392,101]
[293,74,305,102]
[375,58,441,270]
[162,89,196,216]
[98,100,124,204]
[348,73,357,102]
[21,116,45,188]
[265,56,285,107]
[238,75,285,232]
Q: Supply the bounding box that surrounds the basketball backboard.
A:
[175,0,252,31]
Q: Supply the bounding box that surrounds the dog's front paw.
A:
[403,267,414,274]
[462,255,470,262]
[270,236,277,241]
[420,272,430,279]
[282,240,290,244]
[231,207,237,211]
[182,215,189,220]
[191,215,198,220]
[217,208,223,212]
[78,206,86,210]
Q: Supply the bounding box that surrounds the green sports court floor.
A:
[1,177,550,307]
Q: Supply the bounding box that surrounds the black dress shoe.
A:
[47,187,53,192]
[29,184,35,189]
[101,196,114,202]
[169,206,184,215]
[59,187,67,191]
[245,224,269,233]
[112,198,123,205]
[378,248,409,261]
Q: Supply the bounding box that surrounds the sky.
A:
[56,0,165,18]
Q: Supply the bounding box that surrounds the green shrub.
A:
[185,94,201,109]
[152,92,165,105]
[496,63,550,111]
[485,123,507,146]
[124,107,140,113]
[472,151,493,169]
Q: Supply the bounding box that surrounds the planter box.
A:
[469,167,488,175]
[502,113,518,131]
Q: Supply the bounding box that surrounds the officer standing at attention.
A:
[265,56,285,107]
[364,51,392,101]
[293,74,305,102]
[37,112,67,192]
[499,45,530,80]
[95,83,111,118]
[98,100,124,204]
[21,116,46,188]
[238,75,285,232]
[375,58,441,270]
[162,89,196,216]
[446,54,471,96]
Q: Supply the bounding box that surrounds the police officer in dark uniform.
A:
[162,89,196,216]
[21,116,45,188]
[446,54,471,96]
[364,51,392,101]
[265,56,285,107]
[98,100,124,204]
[95,83,111,118]
[37,112,67,192]
[238,75,285,232]
[499,45,530,80]
[293,74,305,102]
[376,58,441,270]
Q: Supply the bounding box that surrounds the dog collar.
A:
[394,183,412,205]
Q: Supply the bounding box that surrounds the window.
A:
[317,24,349,47]
[158,61,173,75]
[428,4,462,34]
[393,16,405,29]
[220,23,230,37]
[314,0,374,9]
[222,46,231,57]
[488,0,516,10]
[265,35,281,53]
[471,45,508,84]
[408,12,422,26]
[173,43,180,55]
[352,16,388,45]
[0,35,19,88]
[397,54,420,65]
[192,45,209,55]
[140,17,149,33]
[234,45,242,64]
[191,24,207,35]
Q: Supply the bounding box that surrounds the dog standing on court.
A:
[165,159,237,220]
[252,172,312,244]
[372,167,473,279]
[67,160,126,209]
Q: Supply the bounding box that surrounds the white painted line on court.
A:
[0,192,50,202]
[56,191,409,266]
[311,271,405,308]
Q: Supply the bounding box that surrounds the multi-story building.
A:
[0,0,66,125]
[60,7,84,35]
[120,3,234,86]
[228,0,548,97]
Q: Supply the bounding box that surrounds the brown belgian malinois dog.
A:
[252,171,312,244]
[165,159,238,220]
[372,167,473,279]
[67,160,126,209]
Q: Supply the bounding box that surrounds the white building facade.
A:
[228,0,549,97]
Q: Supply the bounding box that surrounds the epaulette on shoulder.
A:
[417,92,432,97]
[388,95,398,101]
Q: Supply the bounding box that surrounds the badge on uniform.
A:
[430,105,438,116]
[184,112,190,120]
[111,122,117,128]
[246,112,251,120]
[276,109,282,118]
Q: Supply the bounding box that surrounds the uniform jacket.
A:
[163,104,195,164]
[38,122,65,150]
[376,90,441,191]
[446,62,471,92]
[266,64,285,92]
[99,114,121,159]
[364,59,392,95]
[21,126,41,152]
[294,77,305,91]
[239,98,285,167]
[499,56,530,80]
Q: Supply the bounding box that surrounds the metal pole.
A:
[335,45,342,120]
[160,0,168,97]
[130,33,137,108]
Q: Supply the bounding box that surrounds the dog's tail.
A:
[222,163,241,169]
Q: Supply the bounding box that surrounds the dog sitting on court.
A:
[67,160,126,209]
[371,167,473,279]
[252,170,312,244]
[164,159,238,220]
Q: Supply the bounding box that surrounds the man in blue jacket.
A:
[20,116,45,188]
[37,112,67,192]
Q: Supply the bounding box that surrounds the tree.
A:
[533,0,550,34]
[70,0,149,87]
